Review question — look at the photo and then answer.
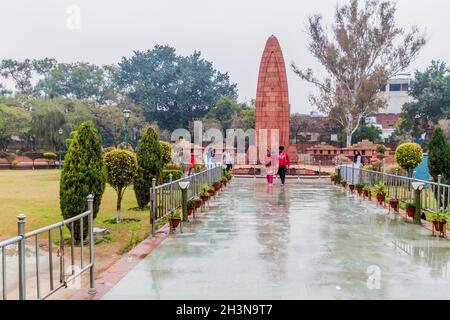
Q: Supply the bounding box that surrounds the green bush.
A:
[395,143,423,173]
[134,126,162,209]
[428,127,450,208]
[104,150,138,223]
[385,164,406,176]
[162,169,183,183]
[60,121,106,242]
[160,141,173,165]
[43,152,57,160]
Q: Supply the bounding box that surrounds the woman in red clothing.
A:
[264,149,275,184]
[277,146,290,185]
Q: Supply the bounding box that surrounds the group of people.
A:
[264,146,291,185]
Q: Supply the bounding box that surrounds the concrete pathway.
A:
[103,178,450,300]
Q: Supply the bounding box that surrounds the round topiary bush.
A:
[395,143,423,174]
[104,149,138,223]
[60,121,106,242]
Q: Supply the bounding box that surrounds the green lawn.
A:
[0,170,151,272]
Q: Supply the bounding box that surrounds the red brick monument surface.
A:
[255,35,290,152]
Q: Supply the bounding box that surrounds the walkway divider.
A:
[0,195,96,300]
[149,165,223,237]
[338,164,450,212]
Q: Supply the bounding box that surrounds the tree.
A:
[116,45,237,130]
[23,151,44,170]
[0,59,34,94]
[401,61,450,138]
[31,107,66,151]
[290,114,302,144]
[104,150,138,223]
[134,126,162,209]
[428,127,450,208]
[205,96,240,130]
[35,62,118,102]
[0,104,31,151]
[160,141,173,166]
[395,143,423,175]
[339,124,383,145]
[60,121,106,242]
[291,0,425,147]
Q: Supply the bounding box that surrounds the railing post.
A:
[151,178,156,237]
[17,214,26,300]
[437,174,442,209]
[169,173,173,211]
[87,194,96,295]
[318,160,321,179]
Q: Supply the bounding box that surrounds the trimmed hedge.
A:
[162,169,183,183]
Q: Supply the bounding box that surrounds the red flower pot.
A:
[376,193,386,205]
[200,195,209,202]
[170,217,181,233]
[356,187,363,196]
[389,199,399,212]
[349,184,355,192]
[188,208,194,216]
[195,198,202,209]
[406,208,415,218]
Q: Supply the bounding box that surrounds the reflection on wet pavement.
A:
[103,178,450,300]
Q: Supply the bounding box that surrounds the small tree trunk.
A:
[346,134,352,148]
[116,189,122,224]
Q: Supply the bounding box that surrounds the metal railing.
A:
[0,195,96,300]
[339,164,450,212]
[149,165,223,236]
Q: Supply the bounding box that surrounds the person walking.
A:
[277,146,290,185]
[264,149,275,184]
[223,149,233,171]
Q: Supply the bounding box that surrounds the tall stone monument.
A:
[255,35,290,154]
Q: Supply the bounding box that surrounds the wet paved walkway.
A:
[103,178,450,299]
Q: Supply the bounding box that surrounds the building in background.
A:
[378,73,413,114]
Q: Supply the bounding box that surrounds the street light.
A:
[58,128,63,170]
[123,107,131,149]
[411,181,425,224]
[178,181,191,228]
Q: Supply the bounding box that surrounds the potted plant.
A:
[213,181,221,192]
[389,197,399,212]
[221,176,228,186]
[431,209,448,237]
[194,196,203,210]
[374,183,386,205]
[341,180,347,188]
[200,184,210,202]
[208,185,215,197]
[348,183,355,192]
[169,211,182,233]
[363,185,371,200]
[187,199,195,216]
[405,202,416,218]
[330,172,337,182]
[356,183,365,196]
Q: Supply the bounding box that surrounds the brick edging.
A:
[69,224,171,300]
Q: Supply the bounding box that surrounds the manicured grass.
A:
[0,170,151,272]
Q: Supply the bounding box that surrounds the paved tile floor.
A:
[103,178,450,300]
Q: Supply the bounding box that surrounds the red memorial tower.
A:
[255,35,290,155]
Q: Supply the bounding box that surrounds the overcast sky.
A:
[0,0,449,113]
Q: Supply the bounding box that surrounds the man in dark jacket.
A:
[277,146,290,185]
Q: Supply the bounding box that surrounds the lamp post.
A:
[411,181,425,224]
[178,181,191,225]
[58,128,63,170]
[123,107,131,149]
